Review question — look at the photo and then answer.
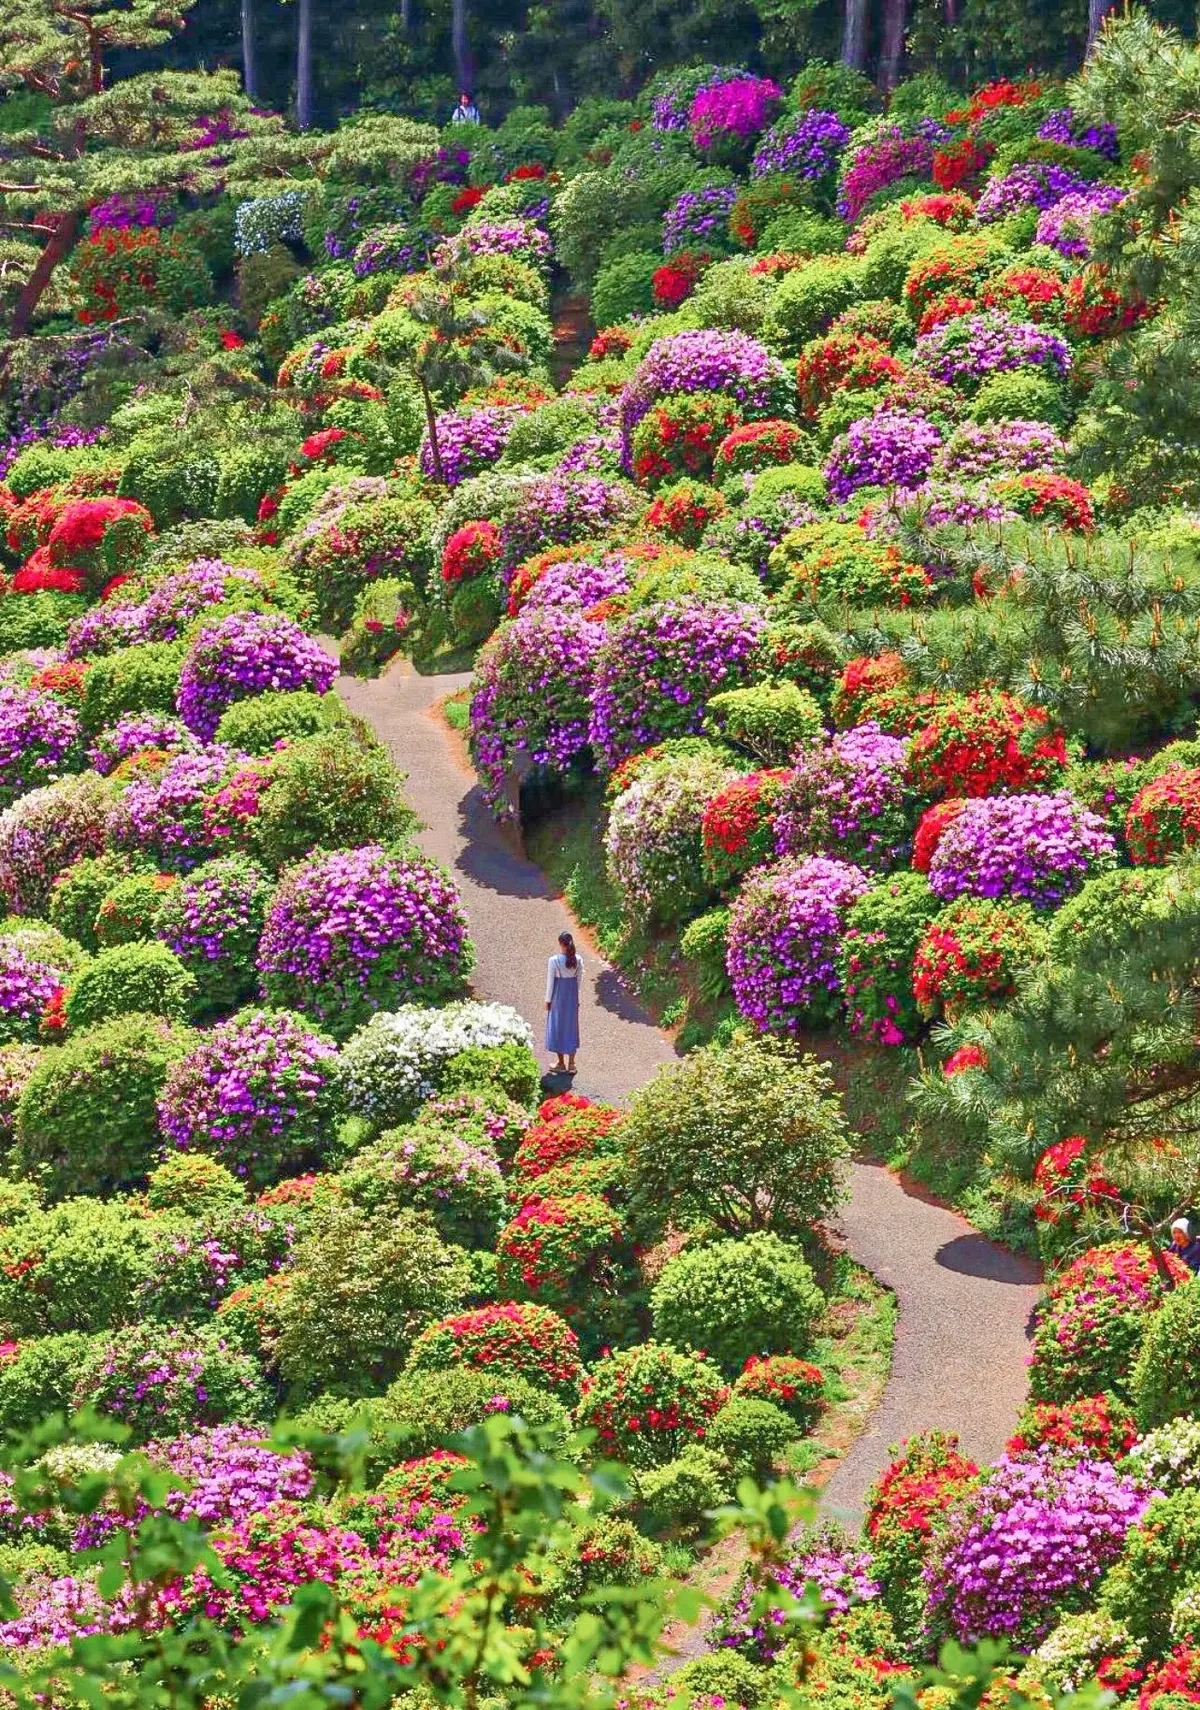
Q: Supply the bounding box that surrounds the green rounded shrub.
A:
[703,681,825,765]
[707,1396,797,1477]
[62,941,195,1032]
[15,1014,189,1198]
[0,592,87,654]
[150,855,273,1013]
[337,1125,507,1250]
[215,690,352,755]
[48,852,153,952]
[380,1366,570,1457]
[0,1198,153,1337]
[1132,1279,1200,1430]
[650,1232,824,1375]
[145,1152,247,1216]
[968,369,1069,427]
[250,732,420,871]
[92,872,177,948]
[591,252,661,326]
[1100,1487,1200,1651]
[438,1041,542,1109]
[81,642,186,735]
[0,1332,97,1436]
[634,1444,733,1538]
[72,1321,270,1442]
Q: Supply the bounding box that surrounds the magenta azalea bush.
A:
[774,723,915,869]
[914,314,1071,393]
[726,855,872,1033]
[152,854,273,1012]
[157,1006,340,1185]
[0,684,81,806]
[177,613,336,740]
[928,791,1117,908]
[109,745,243,871]
[718,1531,879,1660]
[419,408,519,487]
[256,844,473,1036]
[825,411,943,501]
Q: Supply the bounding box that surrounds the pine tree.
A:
[406,265,524,482]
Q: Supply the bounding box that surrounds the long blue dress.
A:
[545,952,582,1056]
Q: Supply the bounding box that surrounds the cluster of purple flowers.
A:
[751,108,851,180]
[662,184,739,256]
[89,713,197,775]
[975,162,1089,223]
[142,560,267,643]
[928,790,1117,908]
[1035,184,1126,258]
[649,65,748,132]
[933,418,1066,480]
[88,193,174,234]
[1038,106,1120,161]
[776,723,915,869]
[914,313,1071,391]
[618,329,789,469]
[0,684,80,806]
[435,220,552,269]
[256,843,473,1034]
[825,410,943,501]
[689,76,783,148]
[719,1535,879,1661]
[469,607,606,814]
[554,432,623,477]
[499,472,641,567]
[109,745,242,871]
[521,553,633,614]
[153,855,273,1007]
[588,598,766,767]
[419,407,520,487]
[0,932,76,1043]
[351,222,434,278]
[65,600,150,660]
[836,120,948,223]
[158,1006,340,1185]
[177,611,336,740]
[726,855,872,1034]
[410,145,471,195]
[925,1451,1153,1645]
[0,334,117,476]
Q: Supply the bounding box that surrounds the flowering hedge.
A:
[257,845,474,1037]
[406,1301,583,1401]
[575,1341,728,1469]
[177,613,336,740]
[912,895,1046,1019]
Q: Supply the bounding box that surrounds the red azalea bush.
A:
[713,419,807,483]
[830,653,915,731]
[575,1341,728,1468]
[451,186,485,214]
[590,326,634,362]
[652,251,710,310]
[1006,1392,1138,1462]
[900,191,977,228]
[732,1353,825,1426]
[71,225,212,323]
[642,478,728,548]
[441,520,504,584]
[701,769,793,891]
[511,1097,625,1181]
[994,471,1095,532]
[1126,766,1200,865]
[904,239,1002,325]
[45,497,154,588]
[6,489,73,559]
[496,1192,628,1310]
[1030,1241,1189,1403]
[1032,1134,1120,1227]
[906,689,1069,799]
[980,264,1066,323]
[912,896,1046,1019]
[10,550,86,594]
[795,331,904,420]
[1064,267,1152,339]
[865,1430,979,1639]
[931,137,995,193]
[912,798,968,872]
[405,1300,584,1401]
[631,395,743,488]
[917,294,976,334]
[1137,1646,1200,1710]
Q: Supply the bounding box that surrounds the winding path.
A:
[336,661,1043,1526]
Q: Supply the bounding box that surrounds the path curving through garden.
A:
[336,659,1043,1526]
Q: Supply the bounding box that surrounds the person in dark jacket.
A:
[1170,1218,1200,1275]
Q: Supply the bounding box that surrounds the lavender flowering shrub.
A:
[925,1452,1153,1645]
[71,1322,271,1442]
[752,109,850,180]
[975,163,1090,223]
[0,925,89,1044]
[726,855,871,1034]
[89,713,197,775]
[825,411,943,501]
[933,419,1066,479]
[1038,107,1120,160]
[618,330,792,470]
[152,855,275,1012]
[774,724,915,869]
[177,613,336,740]
[1035,185,1126,258]
[718,1527,879,1661]
[468,609,606,815]
[64,601,150,661]
[108,745,243,872]
[498,473,641,567]
[256,844,474,1038]
[928,791,1117,908]
[914,314,1071,393]
[157,1006,341,1185]
[419,408,520,487]
[0,772,112,916]
[520,554,633,614]
[662,185,738,255]
[139,561,268,643]
[588,599,766,768]
[605,752,738,924]
[0,684,82,807]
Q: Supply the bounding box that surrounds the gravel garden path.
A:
[336,660,1042,1525]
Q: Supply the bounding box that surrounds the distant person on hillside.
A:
[451,91,481,124]
[1170,1218,1200,1275]
[545,930,582,1075]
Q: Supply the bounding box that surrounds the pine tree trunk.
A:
[879,0,907,88]
[1086,0,1115,51]
[296,0,314,129]
[419,377,444,483]
[241,0,259,98]
[10,210,81,337]
[451,0,471,96]
[841,0,869,70]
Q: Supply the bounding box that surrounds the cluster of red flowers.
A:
[917,293,976,334]
[588,326,634,362]
[441,519,504,584]
[1126,765,1200,865]
[912,898,1041,1017]
[451,185,486,214]
[946,78,1042,125]
[643,479,726,548]
[701,769,792,891]
[257,1175,328,1207]
[632,396,740,487]
[496,1192,623,1302]
[904,247,996,323]
[651,250,709,309]
[911,798,968,872]
[1137,1645,1200,1710]
[830,651,913,730]
[906,688,1069,799]
[733,1353,824,1423]
[1064,267,1153,338]
[296,426,348,466]
[795,330,903,419]
[931,137,995,193]
[980,264,1065,321]
[996,471,1095,532]
[1032,1134,1119,1224]
[29,660,88,704]
[1007,1391,1137,1460]
[865,1430,978,1543]
[900,191,977,228]
[507,162,547,181]
[410,1300,583,1398]
[512,1094,624,1182]
[713,418,805,480]
[942,1042,988,1076]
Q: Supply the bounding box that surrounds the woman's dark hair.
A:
[559,931,577,969]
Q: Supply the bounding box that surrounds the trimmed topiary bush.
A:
[214,690,352,755]
[380,1366,571,1458]
[61,941,195,1032]
[0,1198,153,1337]
[335,1125,506,1249]
[703,681,824,765]
[708,1396,797,1477]
[0,1332,97,1437]
[650,1232,824,1375]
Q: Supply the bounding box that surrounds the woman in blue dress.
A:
[545,931,582,1074]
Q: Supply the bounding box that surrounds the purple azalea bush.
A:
[109,745,244,871]
[1038,107,1120,161]
[975,163,1089,222]
[0,684,81,806]
[726,855,872,1033]
[928,790,1117,908]
[925,1451,1153,1645]
[141,560,267,643]
[89,713,197,775]
[914,313,1071,392]
[719,1533,879,1661]
[64,600,149,660]
[157,1006,341,1184]
[256,843,474,1036]
[588,598,766,767]
[825,410,943,501]
[752,109,851,180]
[499,472,641,566]
[469,608,606,813]
[436,220,552,269]
[933,419,1066,480]
[152,854,274,1010]
[618,329,791,469]
[662,185,739,255]
[419,408,520,487]
[0,928,86,1044]
[1035,184,1126,258]
[177,612,336,740]
[774,723,915,869]
[520,553,632,614]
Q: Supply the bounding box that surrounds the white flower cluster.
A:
[337,999,533,1128]
[1126,1414,1200,1492]
[233,191,308,258]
